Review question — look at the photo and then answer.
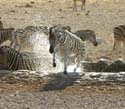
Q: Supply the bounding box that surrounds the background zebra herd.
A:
[0,20,125,73]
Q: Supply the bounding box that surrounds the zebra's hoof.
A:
[53,63,56,67]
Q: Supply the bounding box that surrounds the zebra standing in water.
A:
[49,25,85,74]
[0,28,18,49]
[0,46,36,70]
[51,25,98,68]
[113,25,125,57]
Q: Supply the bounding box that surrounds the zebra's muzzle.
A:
[93,41,98,46]
[49,46,54,54]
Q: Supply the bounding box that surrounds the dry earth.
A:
[0,0,125,109]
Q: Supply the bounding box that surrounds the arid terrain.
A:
[0,0,125,108]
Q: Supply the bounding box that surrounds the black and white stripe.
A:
[49,25,85,74]
[0,46,36,71]
[113,25,125,51]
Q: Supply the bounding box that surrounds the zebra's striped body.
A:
[113,25,125,57]
[49,25,85,74]
[73,0,86,11]
[0,46,36,70]
[0,28,17,48]
[73,30,98,46]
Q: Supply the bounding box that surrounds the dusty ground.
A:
[0,0,125,109]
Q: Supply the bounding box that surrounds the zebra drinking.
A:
[49,25,85,74]
[73,30,98,46]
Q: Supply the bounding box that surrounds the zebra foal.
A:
[49,25,85,74]
[73,0,86,11]
[0,46,36,71]
[113,25,125,57]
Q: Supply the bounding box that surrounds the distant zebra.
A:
[0,21,3,29]
[73,0,86,11]
[0,28,18,49]
[0,46,36,70]
[49,25,85,74]
[59,25,98,46]
[113,25,125,55]
[73,30,98,46]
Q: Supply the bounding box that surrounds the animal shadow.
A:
[42,72,81,91]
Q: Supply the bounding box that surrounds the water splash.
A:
[29,32,61,73]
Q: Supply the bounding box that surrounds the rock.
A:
[82,59,125,72]
[25,3,33,8]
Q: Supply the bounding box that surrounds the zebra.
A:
[113,25,125,57]
[73,30,98,46]
[0,28,18,49]
[0,46,36,70]
[49,25,85,74]
[73,0,86,11]
[0,21,3,29]
[58,25,98,46]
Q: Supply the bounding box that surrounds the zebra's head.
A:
[84,30,98,46]
[49,26,57,54]
[0,46,8,55]
[49,25,63,54]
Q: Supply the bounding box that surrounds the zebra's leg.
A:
[81,0,86,10]
[112,38,122,58]
[74,54,82,72]
[113,38,121,51]
[73,0,77,11]
[122,40,125,60]
[63,56,68,74]
[53,52,56,67]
